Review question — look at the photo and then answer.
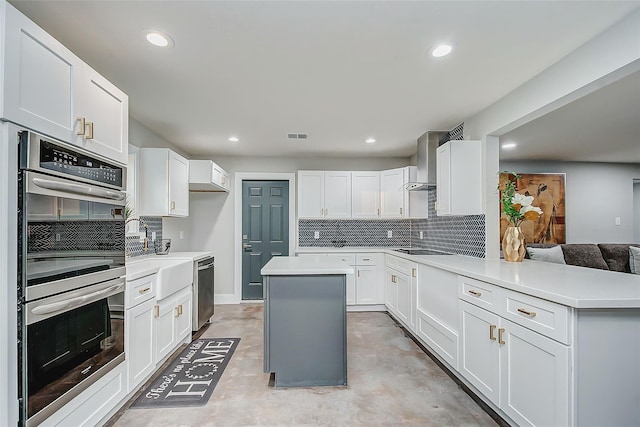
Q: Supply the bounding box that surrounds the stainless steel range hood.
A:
[403,130,448,191]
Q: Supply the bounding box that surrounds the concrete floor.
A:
[111,304,497,426]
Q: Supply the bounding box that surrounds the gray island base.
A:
[261,257,353,387]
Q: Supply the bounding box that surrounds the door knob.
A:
[243,243,252,250]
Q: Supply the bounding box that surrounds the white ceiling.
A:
[500,70,640,163]
[9,1,640,159]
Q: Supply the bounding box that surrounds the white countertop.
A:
[296,246,398,253]
[388,251,640,309]
[160,251,214,261]
[262,256,354,275]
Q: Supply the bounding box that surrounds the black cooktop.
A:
[393,249,451,255]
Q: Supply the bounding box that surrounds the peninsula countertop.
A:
[261,256,354,276]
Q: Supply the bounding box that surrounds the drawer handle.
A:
[517,308,537,317]
[468,290,482,297]
[489,324,496,341]
[498,328,506,345]
[362,258,370,261]
[138,287,150,294]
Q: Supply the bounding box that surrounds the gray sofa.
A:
[526,243,640,273]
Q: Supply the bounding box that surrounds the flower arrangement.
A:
[500,173,543,227]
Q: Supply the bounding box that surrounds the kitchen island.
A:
[261,256,353,387]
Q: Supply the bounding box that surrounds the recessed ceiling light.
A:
[365,138,376,144]
[145,30,174,48]
[228,136,239,142]
[430,43,453,58]
[501,142,517,149]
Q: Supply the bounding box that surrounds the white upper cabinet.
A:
[189,159,230,192]
[138,148,189,217]
[352,172,380,219]
[324,171,351,218]
[436,140,482,216]
[298,171,351,218]
[74,66,128,165]
[380,167,415,218]
[2,3,128,165]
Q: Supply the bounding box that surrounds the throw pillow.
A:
[526,246,566,264]
[561,244,610,270]
[630,247,640,274]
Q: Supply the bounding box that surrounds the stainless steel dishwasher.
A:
[193,256,215,331]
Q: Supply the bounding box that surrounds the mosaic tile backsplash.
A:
[28,221,124,252]
[299,219,411,247]
[298,189,485,258]
[126,216,164,257]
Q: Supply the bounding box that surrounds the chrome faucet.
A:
[125,217,149,252]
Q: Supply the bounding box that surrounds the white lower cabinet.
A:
[384,255,417,332]
[126,298,156,393]
[155,287,192,363]
[124,273,157,393]
[298,252,383,306]
[458,278,570,427]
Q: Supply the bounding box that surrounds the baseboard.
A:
[214,294,239,305]
[347,304,386,312]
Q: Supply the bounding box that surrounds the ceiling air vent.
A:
[287,133,308,140]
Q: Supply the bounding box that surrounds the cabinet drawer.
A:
[326,253,356,265]
[385,254,398,269]
[502,289,571,344]
[356,254,376,265]
[396,258,415,276]
[458,276,500,312]
[126,274,156,309]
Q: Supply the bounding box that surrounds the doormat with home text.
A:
[131,338,240,408]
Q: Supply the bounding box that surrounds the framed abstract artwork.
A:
[499,172,566,244]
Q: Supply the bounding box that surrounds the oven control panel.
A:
[38,139,124,188]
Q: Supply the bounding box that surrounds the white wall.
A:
[634,180,640,242]
[463,9,640,258]
[500,161,640,244]
[180,155,410,298]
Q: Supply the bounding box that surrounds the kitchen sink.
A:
[126,258,193,300]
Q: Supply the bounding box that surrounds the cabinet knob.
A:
[517,308,537,317]
[489,324,496,341]
[86,121,94,139]
[76,117,86,136]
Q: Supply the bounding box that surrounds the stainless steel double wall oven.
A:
[17,131,127,426]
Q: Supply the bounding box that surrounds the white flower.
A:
[511,192,534,207]
[520,205,543,215]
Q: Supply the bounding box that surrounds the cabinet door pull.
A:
[498,328,506,345]
[76,117,86,135]
[489,324,496,341]
[377,208,380,216]
[171,201,176,210]
[154,305,159,318]
[86,121,94,139]
[178,304,183,316]
[357,270,360,277]
[412,268,416,278]
[175,306,180,317]
[517,308,537,317]
[325,208,328,216]
[468,290,482,297]
[138,287,150,294]
[399,207,403,215]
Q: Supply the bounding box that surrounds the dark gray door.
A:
[242,180,289,300]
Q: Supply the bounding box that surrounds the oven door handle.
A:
[32,177,125,201]
[30,282,125,317]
